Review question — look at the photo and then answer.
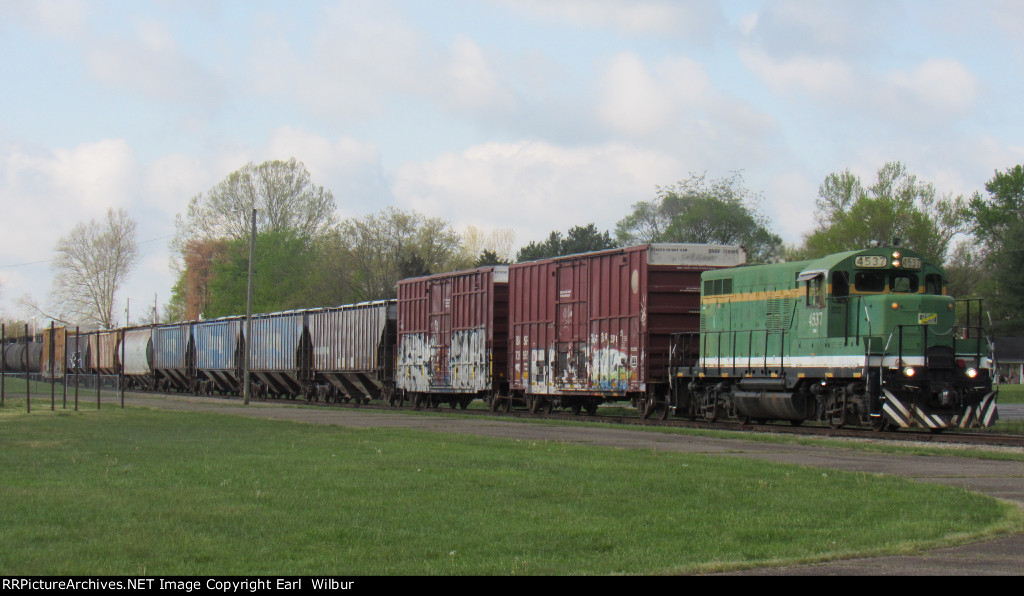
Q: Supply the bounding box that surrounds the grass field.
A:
[1,403,1020,576]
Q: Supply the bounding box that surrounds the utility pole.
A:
[244,207,256,405]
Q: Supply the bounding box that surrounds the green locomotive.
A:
[670,245,999,430]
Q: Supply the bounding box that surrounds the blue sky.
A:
[2,0,1023,324]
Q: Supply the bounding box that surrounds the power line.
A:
[0,235,174,270]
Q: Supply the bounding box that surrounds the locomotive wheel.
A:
[870,417,890,432]
[702,388,720,422]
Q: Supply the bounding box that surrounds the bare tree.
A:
[173,158,336,260]
[338,207,463,300]
[50,208,140,329]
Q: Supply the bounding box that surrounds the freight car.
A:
[506,244,746,417]
[669,245,999,431]
[395,266,508,409]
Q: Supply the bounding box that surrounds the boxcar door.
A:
[428,279,452,389]
[555,262,588,389]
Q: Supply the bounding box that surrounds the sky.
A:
[2,0,1023,326]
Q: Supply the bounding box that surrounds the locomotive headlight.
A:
[892,251,901,259]
[891,302,900,310]
[966,367,979,379]
[903,366,916,377]
[892,259,901,268]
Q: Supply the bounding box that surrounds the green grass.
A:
[996,383,1024,404]
[1,405,1020,575]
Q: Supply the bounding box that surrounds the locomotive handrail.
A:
[691,327,790,377]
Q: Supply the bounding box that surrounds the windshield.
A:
[854,271,919,294]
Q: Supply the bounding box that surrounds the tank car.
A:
[671,245,998,430]
[121,326,155,390]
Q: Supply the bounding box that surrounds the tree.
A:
[49,207,140,329]
[615,172,781,263]
[516,224,615,262]
[475,250,509,267]
[168,238,229,320]
[965,164,1024,333]
[459,225,516,266]
[203,229,317,318]
[170,158,337,320]
[797,162,966,265]
[337,207,464,300]
[173,158,336,252]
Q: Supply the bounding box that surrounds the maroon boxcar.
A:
[507,244,746,416]
[395,266,509,408]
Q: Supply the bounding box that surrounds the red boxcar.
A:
[396,266,509,408]
[507,244,746,416]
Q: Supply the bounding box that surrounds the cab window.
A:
[890,273,919,293]
[832,271,850,302]
[806,275,825,308]
[855,271,885,293]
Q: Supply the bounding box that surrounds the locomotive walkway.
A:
[109,393,1024,575]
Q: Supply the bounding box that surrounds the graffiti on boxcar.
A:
[449,328,488,391]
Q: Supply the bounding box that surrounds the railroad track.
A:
[226,392,1024,450]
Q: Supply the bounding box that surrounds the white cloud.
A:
[738,47,858,102]
[444,35,513,113]
[85,23,223,109]
[0,0,90,37]
[265,127,390,217]
[882,58,978,120]
[740,48,978,129]
[597,53,711,137]
[392,140,681,245]
[496,0,725,40]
